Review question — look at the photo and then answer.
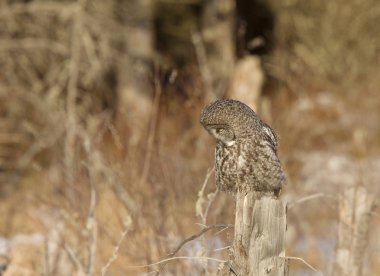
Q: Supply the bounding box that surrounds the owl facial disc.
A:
[206,125,235,146]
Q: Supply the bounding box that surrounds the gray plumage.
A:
[200,99,285,195]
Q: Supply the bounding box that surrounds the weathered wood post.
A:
[332,186,375,276]
[232,191,288,276]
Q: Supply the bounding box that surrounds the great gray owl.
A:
[200,99,285,195]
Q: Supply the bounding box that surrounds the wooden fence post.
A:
[333,186,375,276]
[231,191,288,276]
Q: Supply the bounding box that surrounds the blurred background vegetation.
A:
[0,0,379,275]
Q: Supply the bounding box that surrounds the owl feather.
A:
[200,99,286,195]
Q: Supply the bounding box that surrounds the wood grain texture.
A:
[231,191,288,276]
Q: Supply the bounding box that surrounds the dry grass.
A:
[269,0,380,86]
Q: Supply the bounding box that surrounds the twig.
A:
[198,168,215,200]
[155,224,232,275]
[288,193,338,209]
[195,167,217,274]
[213,246,231,252]
[101,224,131,276]
[65,0,87,184]
[90,152,139,214]
[81,28,102,73]
[109,173,140,215]
[129,256,226,269]
[139,70,162,186]
[43,237,50,276]
[287,256,323,275]
[63,243,86,274]
[203,190,218,224]
[195,167,215,222]
[107,123,123,150]
[168,224,233,258]
[86,164,97,276]
[213,226,232,236]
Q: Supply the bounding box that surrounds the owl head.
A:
[200,99,262,146]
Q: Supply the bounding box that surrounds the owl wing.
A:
[262,123,279,153]
[260,124,286,192]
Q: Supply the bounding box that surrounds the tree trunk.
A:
[201,0,236,97]
[227,56,264,112]
[116,0,154,146]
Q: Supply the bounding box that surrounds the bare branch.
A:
[85,164,97,276]
[213,246,231,252]
[63,243,85,274]
[64,0,87,184]
[288,193,338,209]
[168,224,233,259]
[101,224,131,276]
[155,224,233,275]
[139,71,162,186]
[129,256,226,270]
[203,190,218,224]
[287,256,323,275]
[195,167,215,222]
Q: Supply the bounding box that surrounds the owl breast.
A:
[215,141,254,192]
[215,142,236,192]
[215,138,285,194]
